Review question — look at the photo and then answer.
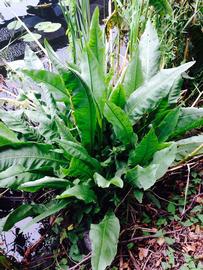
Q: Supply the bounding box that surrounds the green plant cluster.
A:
[0,3,203,270]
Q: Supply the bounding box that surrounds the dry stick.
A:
[68,253,91,270]
[182,164,191,215]
[142,252,152,270]
[170,144,203,172]
[191,85,203,107]
[121,228,183,244]
[114,188,132,213]
[181,192,203,219]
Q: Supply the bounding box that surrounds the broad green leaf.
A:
[168,76,183,105]
[149,0,173,15]
[139,20,160,81]
[23,110,57,142]
[128,128,160,166]
[23,70,68,96]
[0,143,66,172]
[155,108,180,142]
[62,68,97,151]
[57,139,101,171]
[104,101,134,146]
[22,200,69,231]
[44,40,68,72]
[19,177,71,192]
[63,157,94,179]
[171,108,203,138]
[81,45,106,116]
[133,190,144,203]
[126,61,195,124]
[89,7,105,68]
[175,135,203,161]
[0,165,43,189]
[3,205,33,231]
[94,173,123,188]
[0,122,19,147]
[0,254,18,269]
[90,212,120,270]
[126,163,158,190]
[152,143,177,179]
[109,84,126,109]
[55,116,77,142]
[56,184,97,203]
[127,144,177,190]
[123,48,143,97]
[0,109,40,140]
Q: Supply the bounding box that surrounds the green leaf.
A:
[55,116,77,142]
[62,68,97,151]
[126,163,158,190]
[149,0,173,15]
[56,184,97,203]
[22,200,69,231]
[88,7,105,68]
[23,70,68,96]
[0,254,18,270]
[155,107,180,142]
[128,128,160,166]
[126,62,195,124]
[63,157,94,179]
[0,165,43,189]
[57,139,100,171]
[123,48,143,97]
[94,173,123,188]
[3,204,43,231]
[109,84,126,109]
[90,212,120,270]
[0,122,19,147]
[0,109,40,140]
[127,144,177,190]
[152,143,177,179]
[139,20,160,81]
[0,143,66,172]
[175,135,203,161]
[171,108,203,138]
[19,176,71,192]
[44,40,68,72]
[104,101,134,146]
[168,76,183,105]
[81,45,106,116]
[133,190,144,203]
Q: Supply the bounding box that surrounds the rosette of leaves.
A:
[0,8,203,270]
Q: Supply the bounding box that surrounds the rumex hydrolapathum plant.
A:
[0,7,203,270]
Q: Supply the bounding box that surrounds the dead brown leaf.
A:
[138,248,149,260]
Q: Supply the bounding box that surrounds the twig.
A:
[182,164,191,215]
[121,228,183,244]
[142,252,152,270]
[114,188,132,213]
[68,253,91,270]
[180,192,203,219]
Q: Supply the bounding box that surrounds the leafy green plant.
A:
[0,7,203,270]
